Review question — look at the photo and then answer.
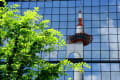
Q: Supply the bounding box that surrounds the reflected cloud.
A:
[100,18,120,59]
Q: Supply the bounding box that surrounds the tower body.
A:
[66,42,83,58]
[66,42,83,80]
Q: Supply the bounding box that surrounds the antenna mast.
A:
[80,0,82,12]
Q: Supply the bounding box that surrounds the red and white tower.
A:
[66,2,93,80]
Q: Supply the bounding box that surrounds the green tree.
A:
[0,1,90,80]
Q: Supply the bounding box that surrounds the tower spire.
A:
[76,0,83,33]
[78,0,82,26]
[78,11,83,26]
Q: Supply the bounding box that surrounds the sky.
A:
[7,0,120,80]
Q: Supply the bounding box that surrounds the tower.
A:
[66,2,93,80]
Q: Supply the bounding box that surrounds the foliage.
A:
[0,0,90,80]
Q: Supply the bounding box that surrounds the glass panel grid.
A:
[6,0,120,80]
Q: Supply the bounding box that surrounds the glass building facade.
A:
[3,0,120,80]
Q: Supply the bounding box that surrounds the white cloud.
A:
[118,2,120,11]
[100,18,120,59]
[42,51,58,60]
[118,5,120,9]
[85,71,120,80]
[85,75,99,80]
